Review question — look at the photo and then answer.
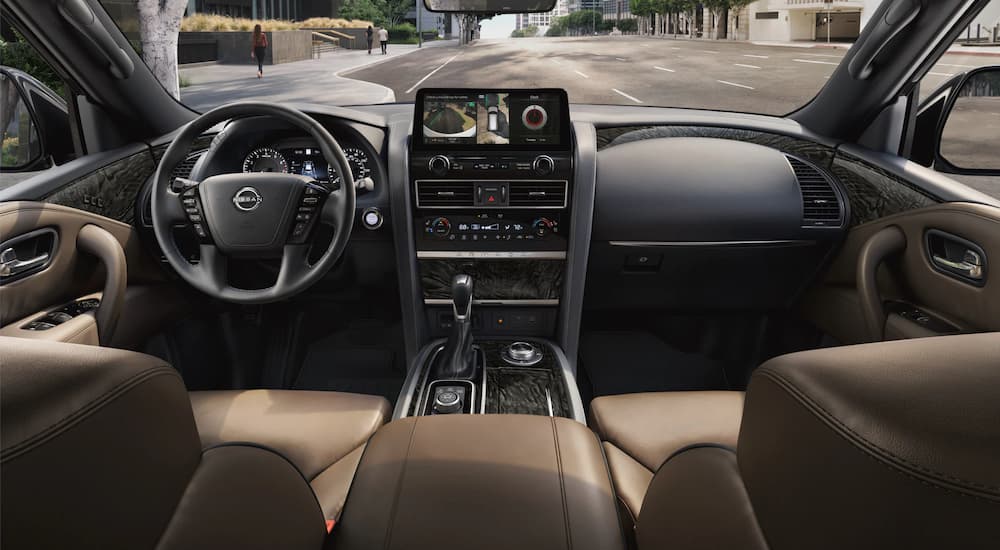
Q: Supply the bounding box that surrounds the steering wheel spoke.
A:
[195,244,228,293]
[276,244,311,288]
[320,187,348,226]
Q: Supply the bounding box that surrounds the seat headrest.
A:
[738,332,1000,549]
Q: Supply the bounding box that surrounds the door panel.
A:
[801,202,1000,343]
[0,201,171,347]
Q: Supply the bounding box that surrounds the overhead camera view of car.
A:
[2,0,1000,548]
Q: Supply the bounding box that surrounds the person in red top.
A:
[251,24,268,78]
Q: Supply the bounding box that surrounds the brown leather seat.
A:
[590,390,745,525]
[635,333,1000,549]
[189,390,390,521]
[0,337,389,549]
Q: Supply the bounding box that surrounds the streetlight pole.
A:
[825,0,832,44]
[418,0,423,47]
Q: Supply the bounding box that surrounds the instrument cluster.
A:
[242,141,375,192]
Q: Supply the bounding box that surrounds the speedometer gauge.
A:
[243,148,289,174]
[330,147,373,186]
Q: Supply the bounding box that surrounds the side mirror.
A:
[1,70,44,171]
[912,66,1000,175]
[0,67,73,173]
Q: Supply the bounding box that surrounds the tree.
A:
[629,0,654,34]
[511,25,539,37]
[378,0,412,27]
[340,0,384,25]
[137,0,188,100]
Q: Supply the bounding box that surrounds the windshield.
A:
[90,1,1000,115]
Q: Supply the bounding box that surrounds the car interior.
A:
[1,0,999,548]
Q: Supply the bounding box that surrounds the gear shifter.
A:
[433,274,476,380]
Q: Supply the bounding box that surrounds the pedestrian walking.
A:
[251,24,268,78]
[378,27,389,55]
[366,25,374,55]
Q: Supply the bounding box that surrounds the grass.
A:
[180,14,372,32]
[179,75,192,88]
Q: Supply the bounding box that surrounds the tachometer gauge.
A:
[242,147,289,174]
[330,147,373,188]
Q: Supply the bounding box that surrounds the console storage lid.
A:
[332,415,626,550]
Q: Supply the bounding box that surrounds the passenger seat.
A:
[590,391,744,526]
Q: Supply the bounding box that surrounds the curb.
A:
[335,41,460,77]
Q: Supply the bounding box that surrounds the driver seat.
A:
[0,337,389,549]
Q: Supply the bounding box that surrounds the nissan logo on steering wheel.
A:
[232,187,263,211]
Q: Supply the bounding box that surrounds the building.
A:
[185,0,350,21]
[601,0,633,22]
[748,0,873,42]
[514,0,571,34]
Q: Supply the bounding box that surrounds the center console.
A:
[397,88,583,422]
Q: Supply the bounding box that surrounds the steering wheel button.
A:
[302,196,319,205]
[192,224,206,237]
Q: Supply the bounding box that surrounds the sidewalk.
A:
[179,39,457,111]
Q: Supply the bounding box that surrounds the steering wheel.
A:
[151,102,355,304]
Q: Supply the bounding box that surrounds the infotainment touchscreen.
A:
[414,89,569,150]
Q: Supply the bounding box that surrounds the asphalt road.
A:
[344,36,987,115]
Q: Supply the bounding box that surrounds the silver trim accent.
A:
[609,240,814,247]
[545,388,554,417]
[232,186,263,211]
[414,179,569,209]
[502,341,544,367]
[417,250,566,259]
[424,299,559,306]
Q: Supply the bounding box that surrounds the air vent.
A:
[171,149,206,180]
[416,181,474,207]
[788,157,842,227]
[508,181,567,208]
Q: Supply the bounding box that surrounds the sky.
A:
[479,14,517,39]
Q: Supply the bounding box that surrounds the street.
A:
[344,36,985,115]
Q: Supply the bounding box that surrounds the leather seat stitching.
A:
[759,368,1000,498]
[1,365,179,462]
[384,420,418,550]
[550,418,572,550]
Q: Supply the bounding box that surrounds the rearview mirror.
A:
[423,0,556,13]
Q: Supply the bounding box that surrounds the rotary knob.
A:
[433,389,463,414]
[532,155,555,176]
[532,217,554,238]
[429,217,451,238]
[428,155,451,176]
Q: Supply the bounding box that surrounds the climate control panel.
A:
[417,212,565,251]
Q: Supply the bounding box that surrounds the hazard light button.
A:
[474,182,508,207]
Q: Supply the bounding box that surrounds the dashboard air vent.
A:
[788,157,842,227]
[171,149,207,180]
[416,181,474,207]
[508,181,567,208]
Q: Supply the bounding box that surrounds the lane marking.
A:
[670,47,681,50]
[654,66,675,72]
[550,58,562,65]
[744,54,769,59]
[936,63,973,68]
[616,57,627,61]
[927,71,954,77]
[612,88,643,104]
[575,70,590,78]
[734,63,761,69]
[405,54,461,94]
[641,44,650,48]
[701,50,719,54]
[794,58,838,65]
[803,53,840,58]
[717,80,755,90]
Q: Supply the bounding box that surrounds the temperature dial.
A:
[427,217,451,239]
[532,217,555,238]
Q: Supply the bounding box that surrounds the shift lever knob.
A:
[452,274,473,320]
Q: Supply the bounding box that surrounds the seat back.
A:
[0,337,326,550]
[636,333,1000,550]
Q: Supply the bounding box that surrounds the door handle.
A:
[932,250,983,280]
[0,248,50,277]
